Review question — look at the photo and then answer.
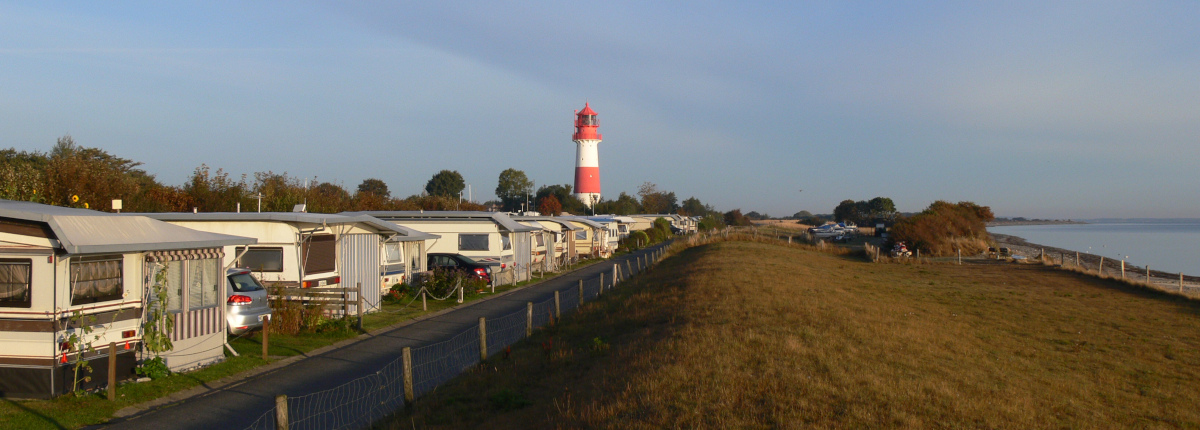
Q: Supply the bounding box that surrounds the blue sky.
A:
[2,2,1197,218]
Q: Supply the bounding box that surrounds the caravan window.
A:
[501,235,512,251]
[535,234,544,247]
[459,234,489,251]
[188,258,220,310]
[384,242,402,263]
[575,230,587,240]
[154,259,219,313]
[236,247,284,272]
[0,259,32,308]
[70,255,124,306]
[163,261,184,312]
[302,235,337,274]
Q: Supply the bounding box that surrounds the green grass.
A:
[0,258,605,429]
[384,239,1200,429]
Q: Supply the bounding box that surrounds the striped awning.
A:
[145,247,224,262]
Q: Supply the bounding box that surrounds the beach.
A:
[990,233,1200,284]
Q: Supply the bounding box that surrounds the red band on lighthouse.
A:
[574,167,600,193]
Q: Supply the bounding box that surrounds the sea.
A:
[988,221,1200,276]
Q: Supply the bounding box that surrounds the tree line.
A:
[1,137,726,227]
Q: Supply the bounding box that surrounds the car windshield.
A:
[228,273,265,292]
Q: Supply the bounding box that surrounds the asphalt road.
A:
[101,245,664,430]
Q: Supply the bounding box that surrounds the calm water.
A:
[988,222,1200,276]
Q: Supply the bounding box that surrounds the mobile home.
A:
[0,201,255,398]
[514,217,582,270]
[345,211,539,285]
[141,213,434,313]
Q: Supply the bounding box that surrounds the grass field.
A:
[389,239,1200,429]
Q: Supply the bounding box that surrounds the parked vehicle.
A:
[226,268,273,335]
[427,253,492,284]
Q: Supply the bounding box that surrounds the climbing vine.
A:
[139,263,174,379]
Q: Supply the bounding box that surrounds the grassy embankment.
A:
[0,259,605,429]
[389,239,1200,428]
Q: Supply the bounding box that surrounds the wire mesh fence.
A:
[242,246,668,430]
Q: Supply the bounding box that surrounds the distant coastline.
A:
[987,218,1087,227]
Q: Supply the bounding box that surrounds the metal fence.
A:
[242,247,667,430]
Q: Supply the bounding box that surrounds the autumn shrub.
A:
[415,268,488,298]
[622,231,650,250]
[889,200,994,256]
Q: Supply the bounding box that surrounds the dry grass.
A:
[386,240,1200,429]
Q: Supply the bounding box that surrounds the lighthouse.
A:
[572,102,602,208]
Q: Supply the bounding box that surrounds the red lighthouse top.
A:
[572,102,602,141]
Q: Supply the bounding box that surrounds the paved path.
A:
[101,245,665,429]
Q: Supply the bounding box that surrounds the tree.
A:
[537,194,562,216]
[594,192,640,215]
[252,171,306,212]
[310,182,351,213]
[536,184,588,214]
[495,168,534,212]
[356,178,390,199]
[866,197,897,221]
[184,164,247,212]
[679,197,709,217]
[425,170,465,198]
[792,210,813,219]
[637,182,672,214]
[724,209,752,226]
[45,135,151,210]
[833,199,861,224]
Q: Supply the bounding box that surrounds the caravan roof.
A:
[0,200,255,254]
[137,212,438,242]
[343,211,539,233]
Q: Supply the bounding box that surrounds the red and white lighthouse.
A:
[572,102,602,207]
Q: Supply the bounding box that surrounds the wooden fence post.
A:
[612,264,618,286]
[262,316,270,360]
[579,280,584,308]
[600,273,604,293]
[1121,260,1126,279]
[107,342,117,401]
[1181,273,1185,293]
[554,291,561,318]
[275,394,288,430]
[356,283,364,332]
[402,347,413,405]
[957,248,961,265]
[422,290,427,311]
[1075,252,1079,266]
[342,285,350,317]
[526,302,533,337]
[479,317,487,362]
[1098,257,1104,276]
[626,261,632,278]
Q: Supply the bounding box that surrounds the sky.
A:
[2,1,1197,219]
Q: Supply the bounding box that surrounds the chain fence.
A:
[241,246,662,430]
